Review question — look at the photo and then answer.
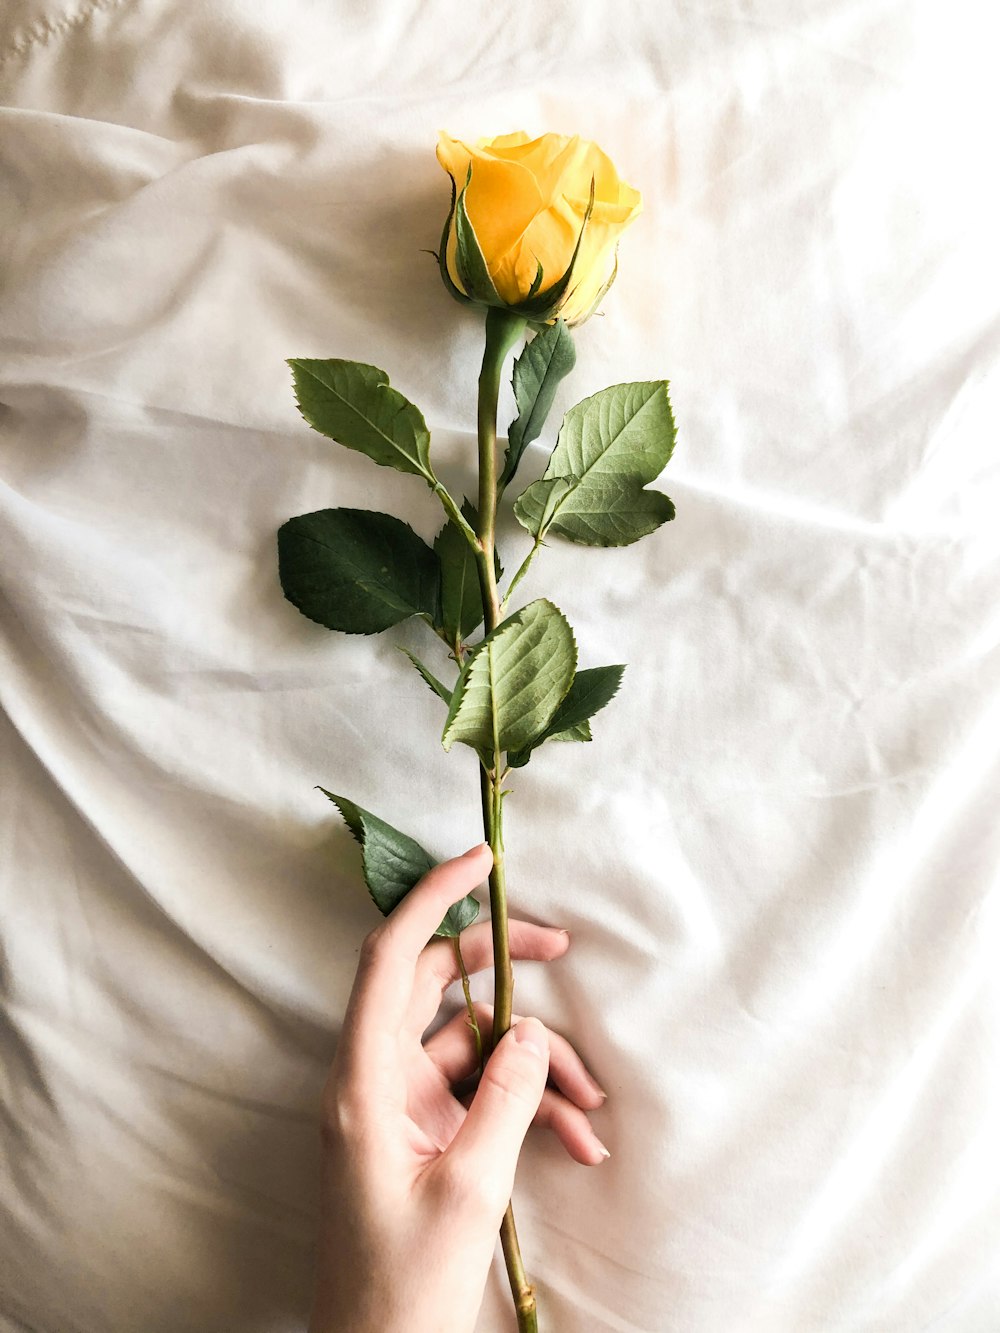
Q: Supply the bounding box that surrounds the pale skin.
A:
[309,842,610,1333]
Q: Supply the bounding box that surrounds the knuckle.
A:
[358,926,385,966]
[485,1059,541,1109]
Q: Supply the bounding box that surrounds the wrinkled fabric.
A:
[2,2,999,1330]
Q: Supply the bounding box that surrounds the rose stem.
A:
[474,306,538,1333]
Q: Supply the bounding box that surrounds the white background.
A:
[2,1,1000,1329]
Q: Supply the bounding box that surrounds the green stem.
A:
[474,307,524,1038]
[499,534,544,617]
[473,307,537,1333]
[480,764,511,1042]
[430,478,480,553]
[501,1208,539,1333]
[476,309,527,605]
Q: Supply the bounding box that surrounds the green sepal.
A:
[452,167,504,307]
[278,508,441,635]
[499,320,577,492]
[289,359,433,481]
[320,789,480,938]
[526,259,545,300]
[436,175,474,307]
[507,664,626,767]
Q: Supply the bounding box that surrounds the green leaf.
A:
[548,720,592,744]
[278,508,441,635]
[289,358,433,481]
[517,479,675,547]
[435,500,485,644]
[442,599,577,756]
[507,664,626,767]
[320,790,479,938]
[399,648,453,706]
[433,499,502,647]
[500,320,577,492]
[513,381,676,547]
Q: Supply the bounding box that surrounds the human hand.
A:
[308,842,609,1333]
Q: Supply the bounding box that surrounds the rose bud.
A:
[435,130,642,327]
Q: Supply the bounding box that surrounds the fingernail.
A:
[462,842,491,859]
[555,928,571,937]
[513,1018,548,1059]
[593,1137,611,1161]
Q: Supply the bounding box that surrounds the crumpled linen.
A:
[2,1,999,1330]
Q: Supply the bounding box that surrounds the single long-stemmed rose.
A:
[277,130,675,1331]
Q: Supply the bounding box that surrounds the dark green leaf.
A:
[320,790,479,938]
[500,320,577,492]
[433,499,502,646]
[513,381,676,547]
[507,664,626,767]
[435,500,485,644]
[289,358,433,480]
[278,508,441,635]
[442,599,577,756]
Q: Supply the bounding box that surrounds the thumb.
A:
[443,1018,550,1211]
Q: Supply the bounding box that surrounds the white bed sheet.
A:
[2,1,1000,1329]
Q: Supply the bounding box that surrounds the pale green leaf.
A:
[548,721,592,743]
[513,381,676,547]
[289,358,433,480]
[441,599,577,756]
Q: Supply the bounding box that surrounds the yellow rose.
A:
[435,130,642,327]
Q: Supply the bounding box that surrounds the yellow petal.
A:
[478,130,533,151]
[436,129,642,316]
[436,132,545,299]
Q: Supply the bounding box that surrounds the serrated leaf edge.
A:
[441,598,578,757]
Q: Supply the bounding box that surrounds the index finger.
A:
[340,843,493,1068]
